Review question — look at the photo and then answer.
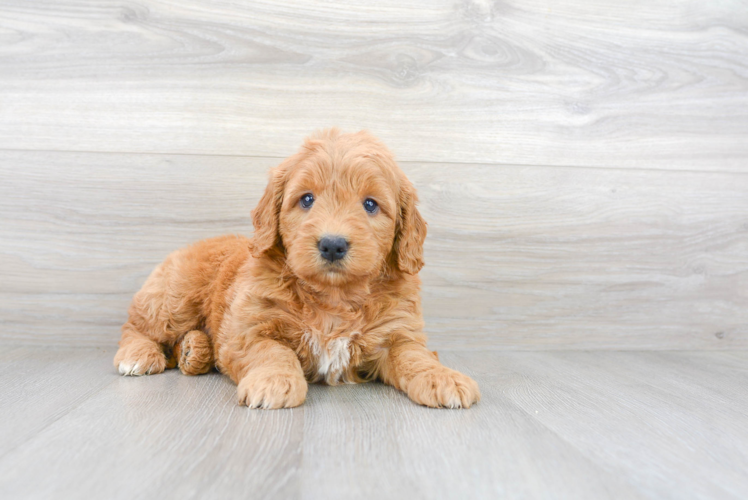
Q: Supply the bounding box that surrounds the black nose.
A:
[318,236,348,262]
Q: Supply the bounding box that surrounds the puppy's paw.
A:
[177,330,214,376]
[237,366,307,409]
[406,367,480,409]
[114,341,166,376]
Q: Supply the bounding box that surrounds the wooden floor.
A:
[1,347,746,500]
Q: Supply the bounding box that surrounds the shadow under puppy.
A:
[114,129,480,409]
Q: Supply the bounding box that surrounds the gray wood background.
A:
[1,0,747,349]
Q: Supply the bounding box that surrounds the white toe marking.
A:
[118,361,143,376]
[446,396,462,409]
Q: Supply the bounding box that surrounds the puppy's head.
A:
[251,129,426,287]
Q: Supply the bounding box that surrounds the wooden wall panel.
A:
[2,150,746,349]
[0,0,747,169]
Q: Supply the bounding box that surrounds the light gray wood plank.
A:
[0,354,303,500]
[300,365,639,500]
[1,348,747,499]
[0,0,747,170]
[472,351,748,499]
[1,150,746,348]
[0,346,117,455]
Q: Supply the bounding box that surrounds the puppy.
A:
[114,129,480,409]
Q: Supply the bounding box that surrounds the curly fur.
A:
[114,129,480,409]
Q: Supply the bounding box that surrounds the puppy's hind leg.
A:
[114,322,168,376]
[174,330,214,376]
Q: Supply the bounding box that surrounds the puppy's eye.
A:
[300,193,315,209]
[363,198,379,214]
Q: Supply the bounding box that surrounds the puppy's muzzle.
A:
[318,235,348,263]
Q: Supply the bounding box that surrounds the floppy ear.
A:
[250,164,286,258]
[394,179,427,274]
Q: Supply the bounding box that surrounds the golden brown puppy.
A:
[114,129,480,409]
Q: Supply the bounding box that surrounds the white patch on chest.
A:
[302,330,355,383]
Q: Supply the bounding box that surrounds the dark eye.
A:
[300,193,315,209]
[363,198,379,214]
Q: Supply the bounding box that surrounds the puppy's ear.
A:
[394,178,427,274]
[251,164,286,258]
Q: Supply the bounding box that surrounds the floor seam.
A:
[0,376,119,461]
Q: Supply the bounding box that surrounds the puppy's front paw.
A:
[406,367,480,409]
[237,367,307,409]
[114,340,166,376]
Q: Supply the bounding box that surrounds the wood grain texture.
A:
[0,346,115,454]
[0,348,303,500]
[299,359,640,500]
[0,0,747,170]
[1,150,746,349]
[1,348,747,499]
[477,350,748,499]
